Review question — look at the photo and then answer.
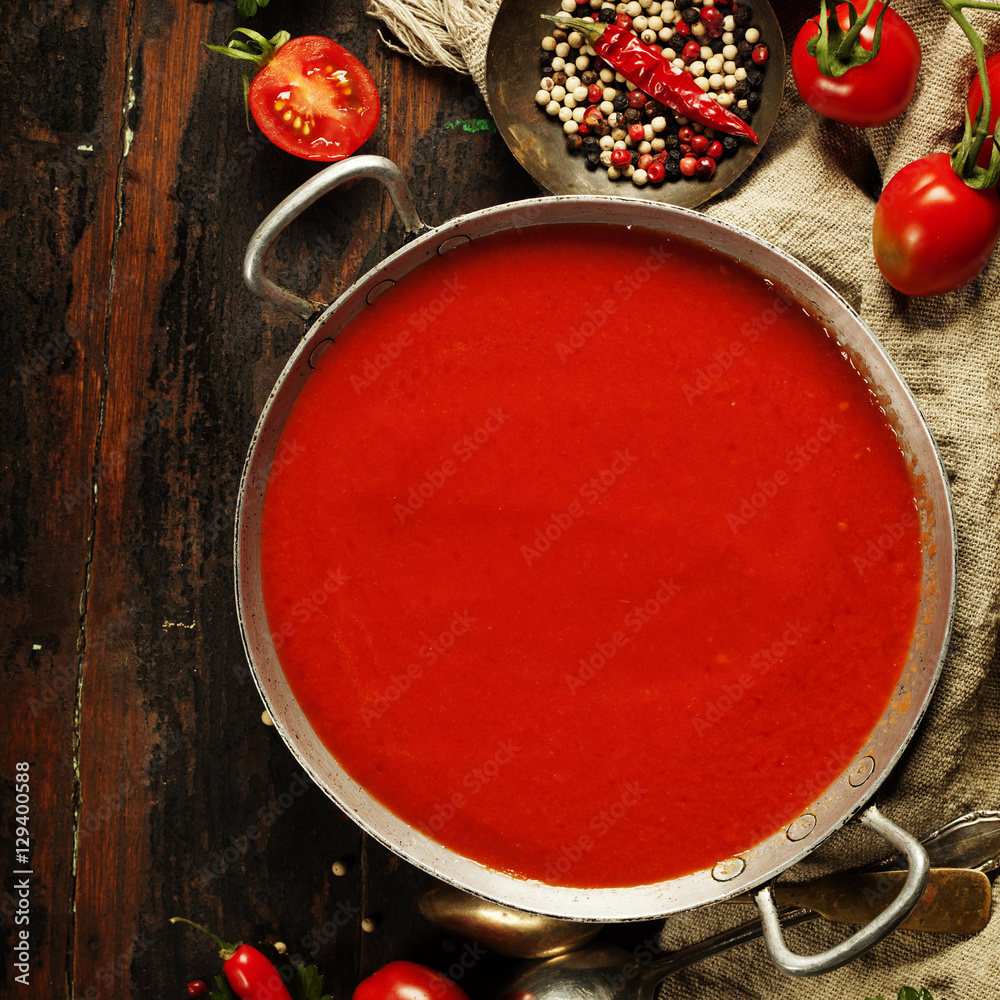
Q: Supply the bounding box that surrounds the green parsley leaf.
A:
[210,973,239,1000]
[237,0,271,18]
[287,962,333,1000]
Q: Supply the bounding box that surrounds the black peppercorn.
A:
[566,133,585,154]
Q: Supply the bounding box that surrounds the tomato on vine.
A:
[872,153,1000,296]
[871,0,1000,296]
[207,30,381,161]
[967,51,1000,167]
[791,0,921,127]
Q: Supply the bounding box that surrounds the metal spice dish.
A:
[486,0,785,206]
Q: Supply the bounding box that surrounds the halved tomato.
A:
[249,36,381,161]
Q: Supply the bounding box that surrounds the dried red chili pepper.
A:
[543,15,758,142]
[171,918,294,1000]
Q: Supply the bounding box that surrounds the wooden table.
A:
[1,0,581,994]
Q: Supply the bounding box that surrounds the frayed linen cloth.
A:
[366,0,1000,992]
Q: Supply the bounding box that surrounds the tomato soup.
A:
[259,224,922,888]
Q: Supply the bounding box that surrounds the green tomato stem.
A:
[938,0,1000,187]
[170,917,239,960]
[808,0,892,77]
[838,0,879,55]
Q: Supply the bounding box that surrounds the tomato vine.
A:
[939,0,1000,189]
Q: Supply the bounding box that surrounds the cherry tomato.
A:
[792,2,921,127]
[353,961,470,1000]
[872,153,1000,296]
[967,52,1000,168]
[249,36,380,161]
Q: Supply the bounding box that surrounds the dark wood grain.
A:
[2,0,537,995]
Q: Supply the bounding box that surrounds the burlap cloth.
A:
[367,0,1000,991]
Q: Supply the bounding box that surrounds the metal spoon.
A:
[495,811,1000,1000]
[419,885,604,959]
[422,811,1000,961]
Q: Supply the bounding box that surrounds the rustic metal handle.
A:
[754,804,930,976]
[243,155,425,320]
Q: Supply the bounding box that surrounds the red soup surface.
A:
[259,224,922,888]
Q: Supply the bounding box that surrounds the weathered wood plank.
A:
[2,0,130,993]
[4,0,542,995]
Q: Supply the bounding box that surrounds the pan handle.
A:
[754,804,930,977]
[243,155,426,320]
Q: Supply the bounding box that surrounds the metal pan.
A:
[235,156,956,976]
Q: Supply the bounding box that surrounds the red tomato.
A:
[249,36,380,161]
[352,961,470,1000]
[967,52,1000,168]
[792,2,921,127]
[872,153,1000,296]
